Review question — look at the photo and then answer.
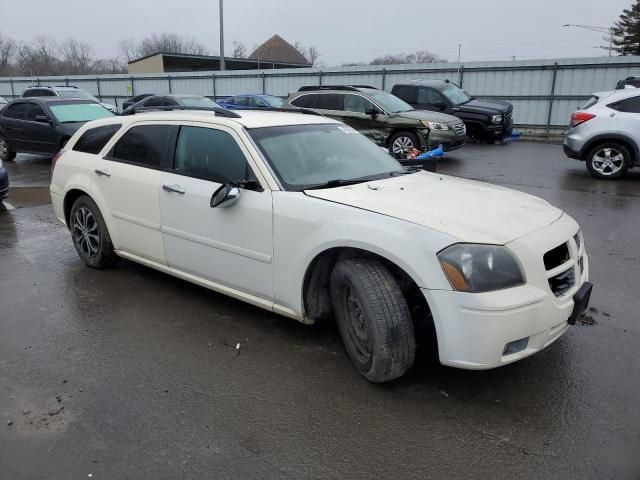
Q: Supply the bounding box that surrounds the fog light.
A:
[502,337,529,356]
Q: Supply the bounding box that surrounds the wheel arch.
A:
[302,247,435,340]
[580,134,638,166]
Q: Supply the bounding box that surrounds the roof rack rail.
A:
[297,85,378,92]
[121,105,242,118]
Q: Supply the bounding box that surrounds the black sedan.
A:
[0,98,113,161]
[0,158,8,200]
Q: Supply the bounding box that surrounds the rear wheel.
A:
[330,257,416,383]
[389,131,419,155]
[0,135,16,162]
[586,143,630,179]
[70,195,118,268]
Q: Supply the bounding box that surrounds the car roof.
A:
[24,85,79,91]
[394,79,451,88]
[12,97,99,105]
[594,89,640,103]
[89,110,340,129]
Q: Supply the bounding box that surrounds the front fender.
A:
[272,192,456,315]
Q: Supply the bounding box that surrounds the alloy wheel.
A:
[392,136,415,154]
[72,207,100,258]
[592,147,624,176]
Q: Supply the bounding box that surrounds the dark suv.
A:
[392,80,513,142]
[282,85,466,154]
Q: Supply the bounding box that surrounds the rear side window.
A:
[613,95,640,113]
[110,125,175,168]
[174,126,252,184]
[393,85,417,104]
[290,94,316,108]
[73,124,122,154]
[316,94,343,110]
[3,103,27,119]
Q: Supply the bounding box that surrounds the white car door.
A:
[93,123,177,264]
[159,123,274,301]
[614,94,640,136]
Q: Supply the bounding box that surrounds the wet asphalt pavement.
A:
[1,142,639,479]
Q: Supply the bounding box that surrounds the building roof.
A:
[249,35,310,65]
[127,52,308,73]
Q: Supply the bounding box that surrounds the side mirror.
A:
[365,107,381,118]
[433,102,447,111]
[210,183,240,208]
[35,114,50,123]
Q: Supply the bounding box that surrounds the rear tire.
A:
[0,134,16,162]
[70,195,118,269]
[330,257,415,383]
[586,142,630,179]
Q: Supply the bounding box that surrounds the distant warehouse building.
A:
[127,35,311,74]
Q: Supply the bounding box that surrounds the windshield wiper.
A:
[304,178,368,190]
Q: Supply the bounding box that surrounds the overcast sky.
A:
[0,0,633,65]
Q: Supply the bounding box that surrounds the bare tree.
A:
[370,50,444,65]
[119,38,138,63]
[16,36,60,76]
[294,42,321,66]
[231,41,247,58]
[0,33,16,76]
[60,38,93,75]
[92,57,126,74]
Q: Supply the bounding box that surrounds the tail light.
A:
[570,112,596,128]
[51,149,64,175]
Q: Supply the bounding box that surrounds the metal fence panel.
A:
[1,56,639,130]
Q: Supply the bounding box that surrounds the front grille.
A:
[543,243,570,270]
[549,268,575,297]
[503,108,513,128]
[453,122,466,135]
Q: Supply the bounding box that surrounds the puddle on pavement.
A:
[1,187,51,209]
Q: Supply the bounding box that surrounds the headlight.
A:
[437,244,525,293]
[421,120,451,130]
[492,115,503,124]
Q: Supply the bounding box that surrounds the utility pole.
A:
[563,24,615,56]
[219,0,225,70]
[457,43,462,84]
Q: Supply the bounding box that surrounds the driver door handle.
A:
[94,168,111,177]
[162,184,185,194]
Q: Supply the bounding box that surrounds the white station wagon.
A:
[50,108,592,383]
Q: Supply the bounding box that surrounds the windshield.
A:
[50,103,114,123]
[369,92,413,113]
[57,89,98,101]
[180,97,220,108]
[263,96,284,108]
[249,124,405,191]
[441,85,472,106]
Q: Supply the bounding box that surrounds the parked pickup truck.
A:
[392,79,514,142]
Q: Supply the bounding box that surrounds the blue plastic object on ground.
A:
[416,146,445,160]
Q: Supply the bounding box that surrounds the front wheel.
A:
[330,257,416,383]
[70,195,118,268]
[0,134,16,162]
[586,143,630,179]
[389,131,419,155]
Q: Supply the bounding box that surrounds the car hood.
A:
[304,172,563,244]
[458,98,512,115]
[393,109,460,124]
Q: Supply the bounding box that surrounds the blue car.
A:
[218,94,284,110]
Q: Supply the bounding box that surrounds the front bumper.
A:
[424,213,590,369]
[0,166,9,200]
[426,130,467,151]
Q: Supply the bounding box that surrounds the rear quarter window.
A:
[73,124,122,155]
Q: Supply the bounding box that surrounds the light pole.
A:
[563,24,615,56]
[219,0,225,70]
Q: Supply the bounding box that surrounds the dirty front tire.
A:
[586,142,630,179]
[330,257,416,383]
[69,195,118,269]
[0,134,16,162]
[389,131,419,155]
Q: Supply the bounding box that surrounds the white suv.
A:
[50,108,592,383]
[564,89,640,179]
